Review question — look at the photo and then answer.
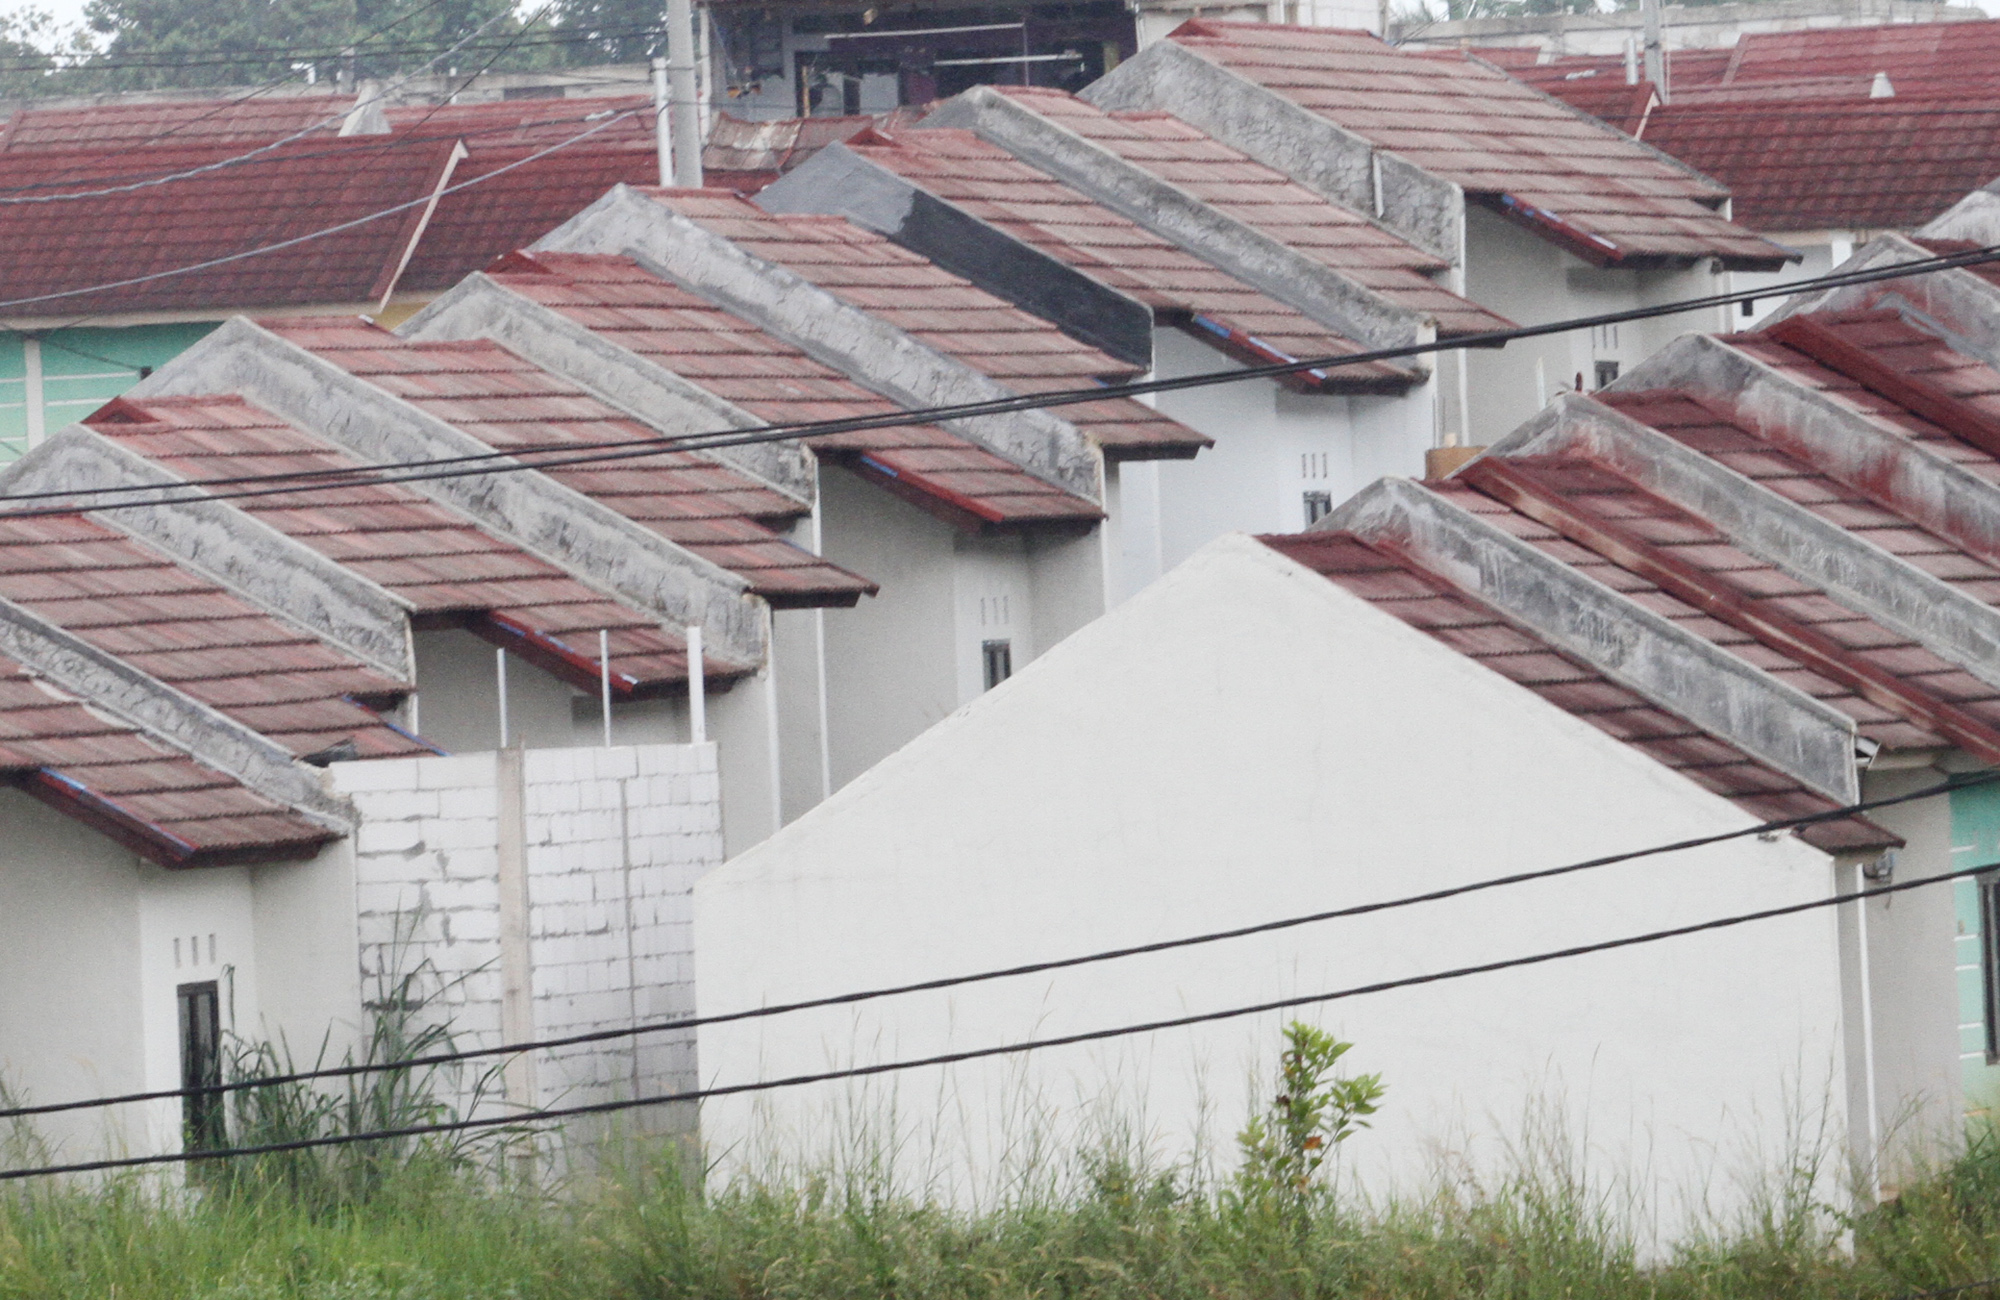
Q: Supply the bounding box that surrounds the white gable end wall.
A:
[1462,209,1732,443]
[695,532,1849,1236]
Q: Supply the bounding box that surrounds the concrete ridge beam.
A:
[1763,233,2000,378]
[0,425,416,682]
[1608,332,2000,569]
[0,591,356,830]
[1081,39,1463,267]
[757,142,1157,371]
[921,85,1429,356]
[1330,476,1860,802]
[399,274,817,500]
[127,317,768,666]
[1491,382,2000,698]
[538,186,1104,502]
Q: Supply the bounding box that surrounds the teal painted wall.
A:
[0,324,219,460]
[1952,780,2000,1118]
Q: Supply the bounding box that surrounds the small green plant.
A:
[1233,1021,1384,1220]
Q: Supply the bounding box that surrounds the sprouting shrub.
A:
[1230,1021,1384,1229]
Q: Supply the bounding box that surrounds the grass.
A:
[0,1122,1996,1300]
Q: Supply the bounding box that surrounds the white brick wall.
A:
[331,743,722,1134]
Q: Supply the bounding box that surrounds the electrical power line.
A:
[3,236,1994,520]
[1,842,1985,1180]
[0,767,1980,1127]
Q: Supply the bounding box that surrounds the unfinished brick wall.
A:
[330,743,722,1133]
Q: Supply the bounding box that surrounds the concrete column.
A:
[496,746,537,1115]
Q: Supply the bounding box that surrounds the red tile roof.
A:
[385,96,654,147]
[1639,97,2000,232]
[391,140,657,292]
[0,666,338,867]
[838,126,1410,389]
[1498,60,1657,134]
[484,251,1109,528]
[83,392,733,692]
[977,87,1513,339]
[0,96,351,151]
[0,136,458,316]
[1259,527,1890,849]
[1724,19,2000,94]
[0,511,425,763]
[651,188,1210,455]
[1163,20,1788,268]
[256,316,878,606]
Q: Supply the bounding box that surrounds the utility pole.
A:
[666,0,703,187]
[651,56,674,187]
[1641,0,1668,102]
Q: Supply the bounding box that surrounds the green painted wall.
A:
[0,323,220,460]
[1952,780,2000,1118]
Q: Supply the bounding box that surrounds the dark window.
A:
[1594,360,1621,390]
[982,639,1012,691]
[1303,491,1334,526]
[177,981,225,1152]
[1740,298,1757,318]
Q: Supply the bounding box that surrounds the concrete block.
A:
[356,821,423,854]
[416,753,496,790]
[427,817,498,851]
[440,846,501,881]
[330,758,425,793]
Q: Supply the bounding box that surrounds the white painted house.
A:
[696,254,2000,1225]
[1081,22,1792,447]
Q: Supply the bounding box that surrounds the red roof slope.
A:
[1164,20,1786,268]
[484,251,1108,528]
[1500,60,1657,134]
[84,393,728,693]
[1641,98,2000,231]
[0,512,424,762]
[0,136,456,316]
[653,188,1209,455]
[1260,528,1889,849]
[840,126,1407,388]
[974,87,1512,339]
[0,663,336,867]
[0,96,351,151]
[256,317,877,606]
[1725,19,2000,94]
[392,141,656,292]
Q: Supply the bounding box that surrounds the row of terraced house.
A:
[9,8,2000,1237]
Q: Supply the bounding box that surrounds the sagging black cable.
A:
[0,824,1983,1180]
[0,767,1983,1127]
[1,237,1995,520]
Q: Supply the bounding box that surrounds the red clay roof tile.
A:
[649,188,1210,451]
[85,393,729,690]
[484,252,1111,525]
[1166,21,1787,267]
[255,317,879,605]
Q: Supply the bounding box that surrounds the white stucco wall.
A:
[817,464,1109,798]
[1462,207,1733,444]
[695,532,1848,1238]
[1126,329,1435,601]
[1852,770,1963,1185]
[0,790,148,1159]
